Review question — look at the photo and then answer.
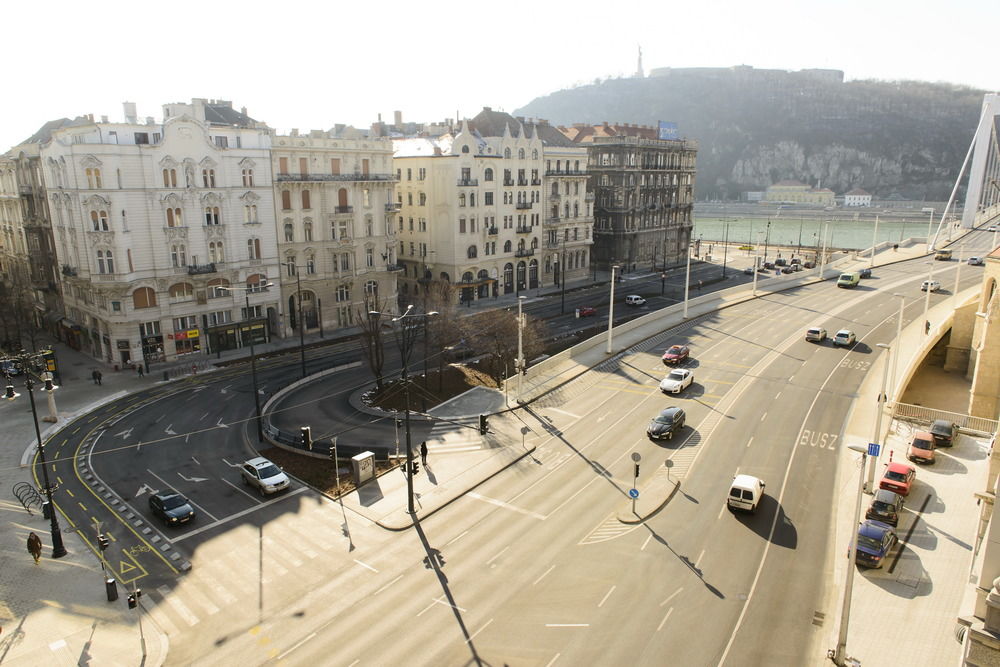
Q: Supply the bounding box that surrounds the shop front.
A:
[168,329,202,357]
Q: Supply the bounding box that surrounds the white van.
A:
[625,295,646,306]
[727,474,766,513]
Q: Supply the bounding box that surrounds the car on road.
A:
[805,326,827,343]
[866,489,904,527]
[763,261,775,270]
[625,295,646,306]
[148,490,195,526]
[859,268,872,278]
[879,462,916,497]
[907,430,936,464]
[659,368,694,394]
[989,225,998,232]
[853,520,898,569]
[647,407,686,440]
[934,249,953,261]
[968,256,984,266]
[920,279,942,292]
[832,329,856,347]
[790,263,802,272]
[662,345,690,365]
[578,306,597,317]
[837,272,861,288]
[241,457,291,496]
[803,261,816,269]
[781,266,794,274]
[727,475,766,513]
[743,266,755,275]
[0,360,21,376]
[929,419,957,447]
[774,258,787,267]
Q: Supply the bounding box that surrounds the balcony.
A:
[515,201,533,210]
[187,263,217,275]
[585,192,595,201]
[486,227,498,236]
[503,179,514,187]
[515,225,532,234]
[335,205,354,214]
[61,265,78,277]
[548,192,561,201]
[456,178,479,187]
[531,178,541,186]
[545,239,560,249]
[386,263,404,272]
[275,172,397,183]
[545,217,560,225]
[545,169,587,176]
[517,178,528,186]
[514,248,535,257]
[385,202,401,212]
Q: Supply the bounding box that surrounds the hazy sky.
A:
[4,0,997,152]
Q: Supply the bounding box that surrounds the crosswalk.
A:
[139,501,371,637]
[423,420,485,455]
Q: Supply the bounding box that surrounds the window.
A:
[365,217,373,237]
[340,253,351,271]
[247,274,268,292]
[205,206,220,225]
[504,148,511,159]
[85,167,103,188]
[468,245,477,259]
[518,149,525,160]
[532,149,538,160]
[173,315,197,330]
[418,192,426,206]
[301,190,311,209]
[418,168,426,180]
[207,310,231,325]
[299,157,308,175]
[91,210,109,231]
[163,169,177,187]
[461,144,469,153]
[96,249,114,274]
[286,259,297,276]
[139,321,161,337]
[243,204,258,223]
[408,192,413,206]
[330,158,341,175]
[214,136,229,148]
[504,240,512,253]
[484,168,493,182]
[306,255,315,274]
[363,189,370,208]
[459,217,466,233]
[169,284,194,301]
[202,169,216,188]
[247,238,261,260]
[336,285,350,302]
[209,241,224,263]
[338,220,350,240]
[165,207,182,227]
[242,169,254,186]
[279,157,288,175]
[132,287,157,309]
[281,190,292,210]
[170,244,186,267]
[364,280,378,297]
[303,222,313,241]
[485,192,494,206]
[458,193,466,207]
[366,247,374,268]
[407,168,412,181]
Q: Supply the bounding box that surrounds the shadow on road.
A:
[642,523,725,599]
[731,496,798,549]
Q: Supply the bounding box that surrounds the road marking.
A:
[353,559,378,573]
[199,412,209,421]
[597,585,616,608]
[417,596,467,617]
[467,492,546,520]
[465,618,493,644]
[486,545,509,566]
[657,607,674,632]
[172,487,307,542]
[276,632,317,661]
[65,489,74,498]
[222,477,259,502]
[545,624,589,628]
[549,408,582,419]
[760,412,767,422]
[157,585,198,626]
[78,502,87,511]
[695,549,706,569]
[746,436,754,449]
[374,575,403,595]
[660,587,683,607]
[545,654,561,667]
[145,470,218,521]
[447,531,470,546]
[533,565,555,586]
[640,534,653,551]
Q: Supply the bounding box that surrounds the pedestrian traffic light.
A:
[97,534,109,551]
[412,460,420,475]
[127,594,137,609]
[479,414,488,435]
[395,419,403,429]
[300,426,312,450]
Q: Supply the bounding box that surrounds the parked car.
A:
[662,345,690,365]
[241,457,291,496]
[790,263,803,272]
[803,261,816,269]
[0,360,21,376]
[790,257,801,266]
[624,295,646,306]
[781,266,794,274]
[727,475,766,513]
[853,520,898,569]
[866,489,904,527]
[879,462,916,496]
[646,407,686,440]
[763,261,775,270]
[774,258,787,267]
[907,430,936,464]
[578,306,597,317]
[805,327,827,343]
[920,279,942,292]
[659,368,694,394]
[148,490,195,526]
[832,329,856,347]
[743,266,755,275]
[859,268,872,278]
[929,419,957,447]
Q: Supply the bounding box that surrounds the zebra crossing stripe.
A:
[175,581,220,617]
[156,585,199,626]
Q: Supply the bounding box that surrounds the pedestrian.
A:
[698,280,703,291]
[27,532,42,564]
[136,365,143,378]
[91,369,99,385]
[96,370,103,386]
[420,441,428,466]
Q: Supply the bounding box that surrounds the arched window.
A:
[518,149,525,160]
[504,240,512,253]
[170,244,186,267]
[468,245,477,259]
[484,168,494,182]
[461,145,470,153]
[532,149,538,160]
[531,237,538,249]
[281,190,292,210]
[302,190,311,209]
[284,223,294,242]
[247,238,261,260]
[458,193,466,207]
[207,278,230,298]
[169,283,193,299]
[306,254,315,274]
[96,249,114,274]
[132,287,157,309]
[209,241,224,263]
[303,222,313,241]
[504,148,511,159]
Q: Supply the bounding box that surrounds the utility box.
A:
[351,451,375,487]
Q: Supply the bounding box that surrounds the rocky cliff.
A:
[513,69,986,201]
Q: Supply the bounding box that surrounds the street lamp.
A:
[606,265,620,354]
[869,215,880,268]
[923,261,934,332]
[286,261,308,379]
[830,442,869,666]
[922,207,935,253]
[682,240,692,318]
[864,343,892,493]
[752,231,763,297]
[660,271,667,296]
[219,282,273,443]
[516,296,526,403]
[890,294,905,404]
[3,352,68,559]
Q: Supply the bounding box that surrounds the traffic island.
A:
[616,476,682,524]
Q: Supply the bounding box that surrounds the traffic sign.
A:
[868,442,881,457]
[629,488,639,499]
[631,452,642,463]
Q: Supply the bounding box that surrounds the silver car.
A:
[241,457,290,496]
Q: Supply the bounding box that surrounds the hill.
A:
[513,67,986,201]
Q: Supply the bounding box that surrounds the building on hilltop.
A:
[558,121,697,274]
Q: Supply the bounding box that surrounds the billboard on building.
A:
[657,121,679,140]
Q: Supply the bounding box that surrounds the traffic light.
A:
[300,426,312,450]
[395,419,403,430]
[97,534,110,551]
[412,459,420,475]
[479,414,488,435]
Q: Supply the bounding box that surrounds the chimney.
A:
[394,110,402,127]
[123,102,137,124]
[241,106,247,116]
[101,115,109,123]
[146,117,154,125]
[433,146,442,156]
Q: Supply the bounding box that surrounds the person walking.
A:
[91,369,99,385]
[96,370,103,386]
[136,364,143,378]
[420,441,428,466]
[27,532,42,564]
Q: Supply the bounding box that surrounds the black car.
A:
[647,407,686,440]
[859,268,872,278]
[865,489,904,527]
[148,491,195,526]
[929,420,957,447]
[774,258,787,267]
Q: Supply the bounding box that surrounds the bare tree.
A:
[420,280,463,391]
[356,295,389,391]
[459,307,547,388]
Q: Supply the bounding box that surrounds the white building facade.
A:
[40,100,280,367]
[843,188,872,207]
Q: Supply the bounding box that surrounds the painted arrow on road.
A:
[178,472,209,483]
[216,418,228,429]
[164,424,177,435]
[115,427,134,439]
[135,483,156,498]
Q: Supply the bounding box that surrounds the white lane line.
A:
[146,468,219,522]
[533,565,555,586]
[760,412,767,422]
[545,654,561,667]
[546,624,589,627]
[717,503,727,520]
[549,408,582,419]
[347,660,359,667]
[353,559,378,573]
[156,585,198,626]
[598,585,616,608]
[171,487,307,542]
[374,575,402,595]
[746,436,754,449]
[695,549,706,569]
[467,492,546,520]
[657,607,674,632]
[640,534,653,551]
[276,632,317,661]
[486,546,509,566]
[446,530,469,546]
[660,587,683,607]
[774,392,782,400]
[465,618,493,644]
[221,478,261,502]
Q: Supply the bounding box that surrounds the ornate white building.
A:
[39,99,280,367]
[271,129,399,334]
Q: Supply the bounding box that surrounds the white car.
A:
[988,225,998,232]
[968,256,984,266]
[659,368,693,394]
[833,329,856,347]
[920,279,942,292]
[625,295,647,306]
[241,457,290,495]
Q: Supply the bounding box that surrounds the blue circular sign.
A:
[629,488,639,499]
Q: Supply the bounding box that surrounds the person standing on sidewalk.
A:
[136,364,143,378]
[420,441,428,466]
[27,532,42,564]
[96,370,103,385]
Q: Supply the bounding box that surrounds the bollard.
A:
[162,371,169,382]
[105,577,119,602]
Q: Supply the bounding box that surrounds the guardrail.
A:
[891,402,998,436]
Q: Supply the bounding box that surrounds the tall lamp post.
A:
[3,352,68,558]
[922,207,935,253]
[220,281,273,443]
[864,343,892,493]
[890,294,905,404]
[606,265,619,354]
[286,261,308,379]
[830,442,869,666]
[682,240,692,318]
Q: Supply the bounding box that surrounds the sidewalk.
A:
[0,337,169,666]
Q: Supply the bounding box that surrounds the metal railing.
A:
[516,202,533,210]
[275,173,396,183]
[457,178,479,187]
[187,263,217,275]
[515,248,535,257]
[891,402,998,436]
[515,225,533,234]
[335,205,354,214]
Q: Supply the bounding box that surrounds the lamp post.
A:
[953,243,964,309]
[682,240,692,318]
[606,265,619,354]
[890,294,905,404]
[660,271,667,296]
[516,295,526,403]
[722,223,730,279]
[864,343,892,493]
[923,261,934,332]
[220,282,273,443]
[830,442,870,666]
[752,231,763,297]
[3,352,67,558]
[762,219,772,264]
[922,207,935,253]
[870,215,880,268]
[286,261,308,379]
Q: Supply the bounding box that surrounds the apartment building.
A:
[271,128,399,333]
[39,99,280,367]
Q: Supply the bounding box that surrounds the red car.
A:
[578,306,597,317]
[879,462,916,497]
[662,345,690,366]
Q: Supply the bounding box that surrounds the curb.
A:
[617,479,681,524]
